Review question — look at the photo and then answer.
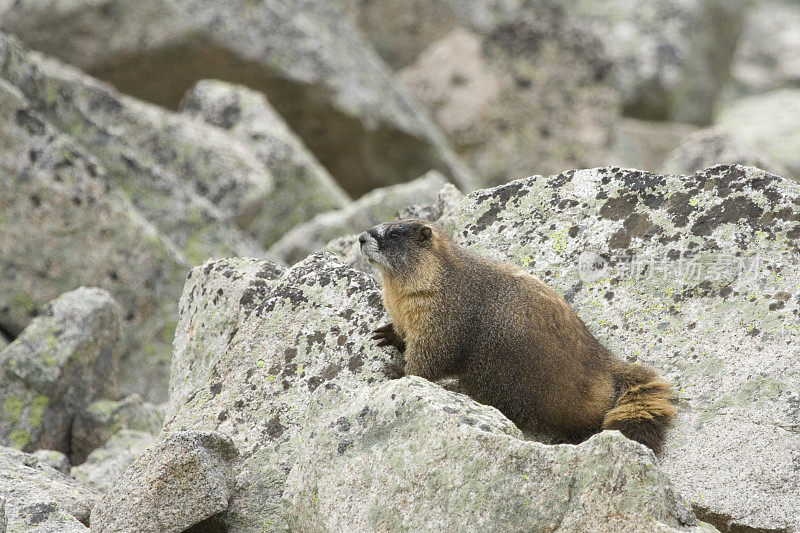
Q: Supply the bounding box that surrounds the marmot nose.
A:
[358,232,368,245]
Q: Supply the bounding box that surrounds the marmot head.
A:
[359,219,434,275]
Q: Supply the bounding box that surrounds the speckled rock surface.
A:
[400,19,616,186]
[180,79,351,246]
[286,377,712,533]
[0,445,98,531]
[164,253,392,531]
[661,127,787,178]
[269,171,448,264]
[166,257,286,424]
[70,429,155,493]
[716,89,800,181]
[91,430,238,533]
[561,0,747,125]
[31,450,70,475]
[729,0,800,97]
[0,0,478,196]
[70,394,164,465]
[0,33,271,259]
[442,164,800,532]
[0,288,120,454]
[0,74,191,401]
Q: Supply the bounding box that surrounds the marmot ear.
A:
[420,226,432,241]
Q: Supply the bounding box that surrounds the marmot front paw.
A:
[372,323,406,353]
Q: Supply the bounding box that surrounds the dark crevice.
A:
[0,321,16,344]
[694,505,788,533]
[88,41,444,198]
[182,513,228,533]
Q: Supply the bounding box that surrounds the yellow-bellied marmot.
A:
[359,219,675,452]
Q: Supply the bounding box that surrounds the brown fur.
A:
[363,220,675,452]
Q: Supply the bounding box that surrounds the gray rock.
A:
[0,287,120,454]
[0,0,478,196]
[166,257,286,424]
[70,429,155,493]
[610,118,698,174]
[31,450,70,475]
[0,77,190,401]
[286,377,712,533]
[70,394,164,465]
[399,20,617,186]
[0,33,271,259]
[729,0,800,97]
[661,127,787,177]
[163,253,392,531]
[91,430,238,533]
[0,445,98,530]
[442,164,800,532]
[716,89,800,180]
[269,170,448,264]
[561,0,747,125]
[180,79,352,246]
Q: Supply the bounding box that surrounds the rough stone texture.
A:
[661,127,787,178]
[0,445,98,531]
[0,0,478,196]
[0,288,120,454]
[442,164,800,532]
[268,171,448,264]
[91,430,238,533]
[163,253,392,531]
[166,257,286,424]
[286,377,712,533]
[0,76,190,401]
[31,450,70,475]
[610,118,698,175]
[0,33,272,257]
[561,0,747,125]
[400,20,617,186]
[728,0,800,97]
[70,429,155,493]
[716,89,800,181]
[180,79,351,246]
[70,394,164,465]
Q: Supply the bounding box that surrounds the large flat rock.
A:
[442,164,800,532]
[163,254,390,531]
[286,377,712,533]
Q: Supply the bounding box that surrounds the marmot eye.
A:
[390,231,400,239]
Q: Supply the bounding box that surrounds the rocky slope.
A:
[1,2,800,532]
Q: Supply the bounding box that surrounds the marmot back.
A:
[359,219,675,452]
